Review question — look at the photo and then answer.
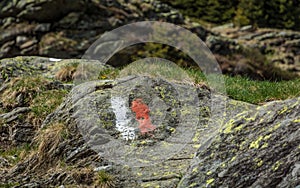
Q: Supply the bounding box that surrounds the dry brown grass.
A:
[35,122,68,169]
[72,167,95,185]
[55,65,77,82]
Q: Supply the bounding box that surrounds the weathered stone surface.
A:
[0,56,112,82]
[179,97,300,188]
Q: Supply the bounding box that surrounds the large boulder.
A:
[179,97,300,187]
[0,66,256,187]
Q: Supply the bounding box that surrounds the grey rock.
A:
[0,156,10,168]
[12,123,35,143]
[179,97,300,188]
[0,107,30,122]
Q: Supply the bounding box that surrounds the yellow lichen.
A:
[293,119,300,123]
[206,171,212,175]
[263,134,271,140]
[254,158,263,167]
[243,115,256,122]
[192,131,200,142]
[223,119,235,134]
[192,167,198,173]
[140,140,147,145]
[279,106,289,114]
[230,156,237,162]
[169,127,176,133]
[239,140,247,150]
[249,136,263,149]
[142,183,160,188]
[272,161,282,171]
[269,123,281,132]
[261,143,269,149]
[206,178,215,185]
[234,124,244,131]
[188,183,198,187]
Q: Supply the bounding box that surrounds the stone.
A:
[179,97,300,187]
[0,156,10,168]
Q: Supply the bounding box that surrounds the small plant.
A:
[55,64,78,82]
[98,68,119,80]
[96,170,116,188]
[72,167,94,185]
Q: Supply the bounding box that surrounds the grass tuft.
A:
[35,122,69,168]
[55,65,77,82]
[96,170,116,188]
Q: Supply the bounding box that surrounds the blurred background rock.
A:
[0,0,299,80]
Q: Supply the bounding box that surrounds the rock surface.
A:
[179,97,300,187]
[0,57,299,187]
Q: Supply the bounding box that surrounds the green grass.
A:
[29,89,68,125]
[186,68,300,104]
[99,63,300,105]
[96,170,115,188]
[224,76,300,104]
[0,143,32,165]
[118,58,194,84]
[0,76,49,109]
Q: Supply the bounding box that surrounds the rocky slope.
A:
[0,1,299,187]
[0,56,299,187]
[0,0,299,80]
[212,24,300,78]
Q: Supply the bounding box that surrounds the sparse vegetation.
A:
[0,143,32,165]
[96,170,116,188]
[72,167,94,185]
[99,68,119,80]
[118,58,193,83]
[28,90,67,125]
[0,75,68,125]
[0,76,49,109]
